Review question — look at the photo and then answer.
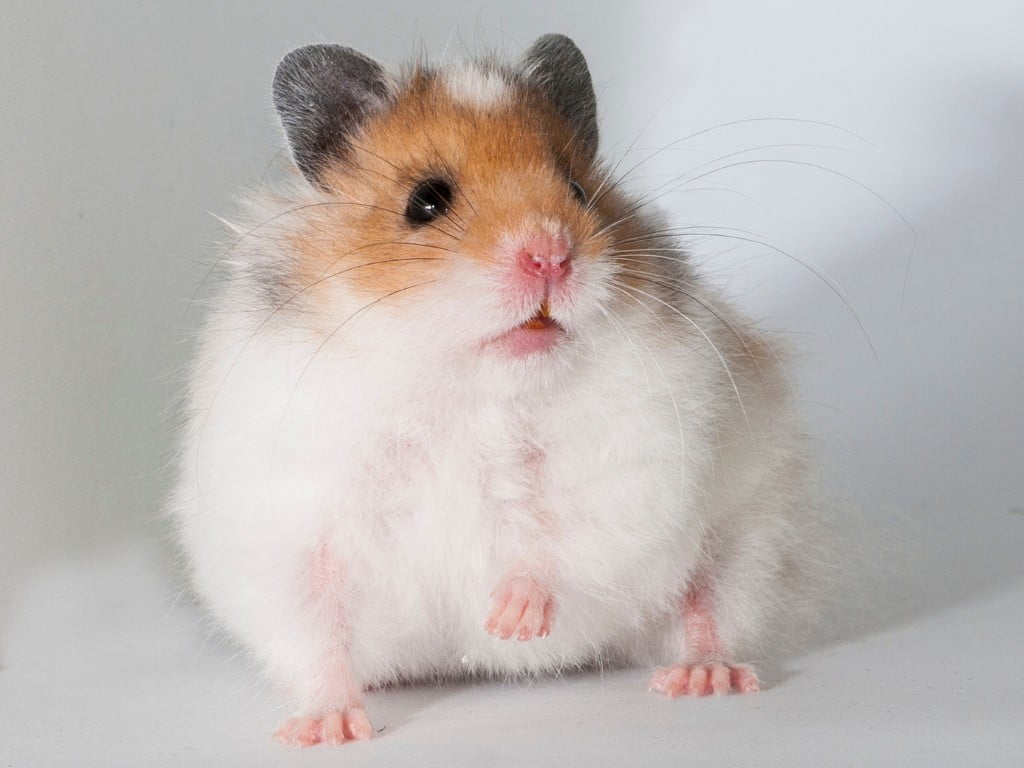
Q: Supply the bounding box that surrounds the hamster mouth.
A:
[494,301,566,357]
[520,301,557,330]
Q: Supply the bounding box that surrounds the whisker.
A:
[589,153,911,324]
[608,223,773,248]
[309,240,455,283]
[635,142,854,207]
[191,257,445,493]
[612,262,794,397]
[611,281,753,441]
[685,157,912,235]
[588,108,665,212]
[660,229,878,361]
[180,198,463,334]
[590,140,851,214]
[596,304,654,396]
[599,295,704,544]
[680,157,916,309]
[614,265,747,340]
[598,221,877,361]
[259,145,293,183]
[646,116,876,151]
[271,279,437,457]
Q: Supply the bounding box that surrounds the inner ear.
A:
[521,34,599,164]
[272,44,394,188]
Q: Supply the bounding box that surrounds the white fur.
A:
[172,126,823,718]
[442,62,509,108]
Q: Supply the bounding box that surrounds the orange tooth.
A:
[539,301,550,318]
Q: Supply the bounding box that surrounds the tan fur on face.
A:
[288,69,612,305]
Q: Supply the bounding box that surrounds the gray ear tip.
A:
[276,44,322,77]
[273,44,368,86]
[277,43,347,65]
[532,33,573,44]
[529,33,585,56]
[273,44,341,92]
[271,44,385,116]
[272,45,320,105]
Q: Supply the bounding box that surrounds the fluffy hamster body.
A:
[172,35,824,746]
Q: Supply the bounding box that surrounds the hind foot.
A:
[273,706,374,747]
[484,574,555,641]
[649,663,760,697]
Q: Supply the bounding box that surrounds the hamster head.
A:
[265,36,675,375]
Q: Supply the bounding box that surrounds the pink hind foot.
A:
[484,575,555,641]
[273,706,374,747]
[649,663,760,697]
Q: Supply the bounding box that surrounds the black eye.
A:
[405,179,453,225]
[569,179,588,206]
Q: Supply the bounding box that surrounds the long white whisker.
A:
[270,280,437,462]
[612,282,754,444]
[596,304,653,397]
[613,263,798,400]
[190,258,445,495]
[603,293,702,544]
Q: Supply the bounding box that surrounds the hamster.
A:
[171,34,826,747]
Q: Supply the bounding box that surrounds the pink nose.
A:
[517,232,572,281]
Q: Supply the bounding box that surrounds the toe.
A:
[484,584,513,634]
[539,599,555,637]
[686,665,709,696]
[731,665,760,693]
[273,717,304,746]
[272,719,295,745]
[661,665,691,697]
[710,663,732,695]
[649,667,670,693]
[320,711,345,745]
[343,707,375,741]
[495,594,528,639]
[274,716,321,747]
[518,598,546,641]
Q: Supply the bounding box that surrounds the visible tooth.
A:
[539,301,550,318]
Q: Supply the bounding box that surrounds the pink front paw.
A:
[273,706,374,747]
[649,663,760,697]
[484,575,555,641]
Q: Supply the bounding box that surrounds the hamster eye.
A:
[569,179,588,206]
[405,179,453,225]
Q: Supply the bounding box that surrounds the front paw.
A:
[484,575,555,641]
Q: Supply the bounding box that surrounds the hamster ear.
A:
[521,34,599,163]
[272,44,393,187]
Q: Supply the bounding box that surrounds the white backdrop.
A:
[2,1,1022,765]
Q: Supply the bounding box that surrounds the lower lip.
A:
[494,317,565,357]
